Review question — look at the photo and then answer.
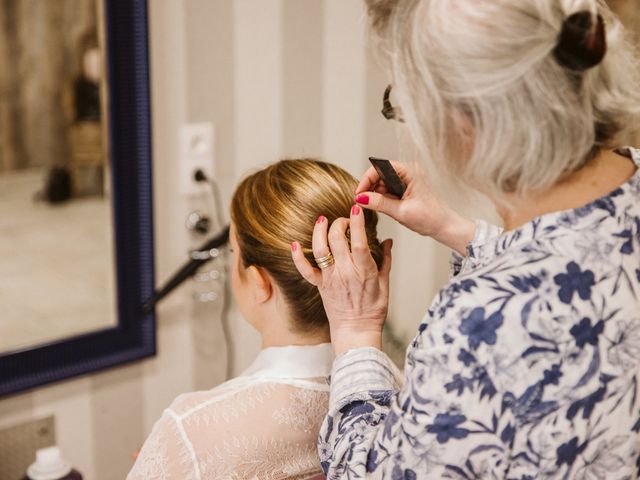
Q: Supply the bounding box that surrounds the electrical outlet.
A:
[179,123,215,196]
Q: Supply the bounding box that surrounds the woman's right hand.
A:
[355,160,476,256]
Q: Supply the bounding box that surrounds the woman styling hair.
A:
[292,1,640,477]
[128,159,393,479]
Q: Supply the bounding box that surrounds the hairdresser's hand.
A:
[355,161,475,256]
[291,206,393,356]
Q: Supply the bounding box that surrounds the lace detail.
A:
[129,411,196,479]
[272,387,328,434]
[178,383,279,427]
[129,423,170,478]
[200,436,321,479]
[128,344,333,480]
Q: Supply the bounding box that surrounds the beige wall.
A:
[609,0,640,146]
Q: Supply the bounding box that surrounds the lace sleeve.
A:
[127,409,196,479]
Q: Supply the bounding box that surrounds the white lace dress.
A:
[127,344,333,480]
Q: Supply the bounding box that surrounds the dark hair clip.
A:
[382,85,405,123]
[553,11,607,71]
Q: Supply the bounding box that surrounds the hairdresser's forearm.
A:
[331,327,382,356]
[432,212,476,257]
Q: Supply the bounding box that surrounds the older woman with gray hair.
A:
[291,0,640,478]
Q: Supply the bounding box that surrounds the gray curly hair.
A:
[366,0,640,197]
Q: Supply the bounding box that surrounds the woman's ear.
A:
[246,265,273,304]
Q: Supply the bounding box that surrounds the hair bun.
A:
[553,11,607,71]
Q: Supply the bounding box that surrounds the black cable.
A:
[143,167,234,379]
[195,169,235,380]
[142,225,230,315]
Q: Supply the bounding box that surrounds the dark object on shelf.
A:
[74,77,101,122]
[42,167,72,204]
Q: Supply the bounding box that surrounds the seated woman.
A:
[127,159,386,479]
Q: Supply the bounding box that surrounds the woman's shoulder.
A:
[165,377,251,415]
[170,381,328,479]
[431,240,632,330]
[166,379,328,424]
[130,380,328,479]
[439,185,640,319]
[418,208,640,387]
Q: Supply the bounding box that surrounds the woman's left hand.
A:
[291,205,393,356]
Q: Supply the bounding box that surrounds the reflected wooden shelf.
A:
[69,120,105,197]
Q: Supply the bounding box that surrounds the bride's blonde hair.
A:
[231,159,383,333]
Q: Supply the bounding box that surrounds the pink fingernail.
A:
[351,205,360,216]
[291,242,297,252]
[355,194,369,205]
[316,215,325,224]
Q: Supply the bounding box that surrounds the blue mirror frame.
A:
[0,0,155,397]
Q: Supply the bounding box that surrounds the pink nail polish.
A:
[316,215,325,224]
[355,194,369,205]
[291,242,297,252]
[351,205,360,216]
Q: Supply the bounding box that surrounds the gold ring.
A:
[314,252,335,269]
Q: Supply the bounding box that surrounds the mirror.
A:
[0,0,155,396]
[0,0,115,353]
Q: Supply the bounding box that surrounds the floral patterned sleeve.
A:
[320,218,510,479]
[450,220,503,277]
[320,318,517,478]
[320,149,640,479]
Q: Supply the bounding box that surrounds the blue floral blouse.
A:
[321,147,640,479]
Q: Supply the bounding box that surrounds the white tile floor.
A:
[0,169,116,353]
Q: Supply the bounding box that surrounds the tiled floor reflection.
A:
[0,168,116,352]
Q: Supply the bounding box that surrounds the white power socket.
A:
[179,123,215,196]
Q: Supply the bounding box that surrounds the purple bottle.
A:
[23,446,82,480]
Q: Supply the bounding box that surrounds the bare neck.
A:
[499,149,636,231]
[257,311,330,349]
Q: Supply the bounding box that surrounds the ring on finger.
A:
[314,252,335,269]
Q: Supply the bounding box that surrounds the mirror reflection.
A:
[0,0,115,353]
